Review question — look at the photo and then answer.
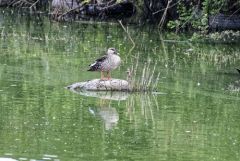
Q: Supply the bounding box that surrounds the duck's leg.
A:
[101,71,105,80]
[101,71,108,80]
[107,71,111,80]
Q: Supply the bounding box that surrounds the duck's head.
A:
[107,48,119,55]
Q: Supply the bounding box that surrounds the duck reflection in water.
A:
[89,106,119,130]
[89,99,119,130]
[68,90,127,130]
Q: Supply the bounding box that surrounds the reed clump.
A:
[126,52,160,92]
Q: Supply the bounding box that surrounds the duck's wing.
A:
[88,55,107,71]
[95,55,107,62]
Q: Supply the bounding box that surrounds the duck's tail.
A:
[87,68,95,71]
[88,62,100,71]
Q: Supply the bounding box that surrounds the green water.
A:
[0,11,240,161]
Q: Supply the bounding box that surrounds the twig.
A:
[144,59,151,90]
[118,20,135,46]
[228,8,240,19]
[130,52,139,91]
[141,63,146,90]
[147,61,157,88]
[158,0,172,29]
[29,0,39,8]
[57,2,86,19]
[153,0,179,15]
[152,72,160,91]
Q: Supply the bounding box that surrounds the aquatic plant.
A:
[127,52,161,92]
[227,80,240,93]
[191,30,240,43]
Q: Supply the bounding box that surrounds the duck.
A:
[88,48,121,80]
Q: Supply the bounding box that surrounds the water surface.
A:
[0,10,240,161]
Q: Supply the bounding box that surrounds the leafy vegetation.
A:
[166,0,240,31]
[1,0,240,32]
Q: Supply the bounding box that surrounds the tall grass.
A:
[127,52,161,92]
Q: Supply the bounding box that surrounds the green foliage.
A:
[166,0,232,32]
[167,2,191,31]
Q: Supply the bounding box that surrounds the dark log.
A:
[85,1,136,18]
[0,0,10,6]
[51,0,135,20]
[142,0,178,23]
[209,13,240,30]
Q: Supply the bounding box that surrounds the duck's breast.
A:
[110,54,121,70]
[101,55,121,71]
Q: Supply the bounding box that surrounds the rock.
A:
[66,79,130,91]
